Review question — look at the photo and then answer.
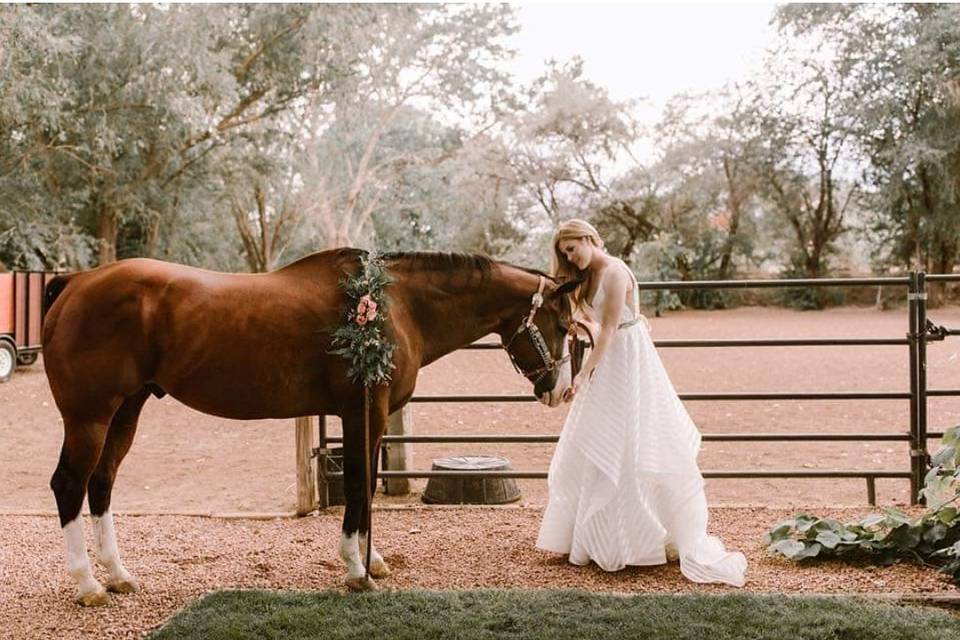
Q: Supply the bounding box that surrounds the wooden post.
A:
[316,415,329,509]
[384,406,412,495]
[295,415,317,516]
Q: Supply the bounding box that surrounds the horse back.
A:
[43,255,363,419]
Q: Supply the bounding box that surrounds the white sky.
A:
[509,2,779,125]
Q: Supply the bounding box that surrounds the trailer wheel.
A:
[0,341,15,383]
[17,352,37,366]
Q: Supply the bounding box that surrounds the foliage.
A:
[0,220,95,271]
[148,589,960,640]
[5,4,960,287]
[287,4,518,251]
[505,58,638,226]
[0,4,377,267]
[748,47,859,281]
[329,252,396,387]
[766,425,960,583]
[777,259,830,310]
[776,4,960,292]
[633,237,684,316]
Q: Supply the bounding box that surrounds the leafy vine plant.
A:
[766,426,960,583]
[330,251,396,388]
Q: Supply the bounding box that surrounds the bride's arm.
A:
[563,266,629,401]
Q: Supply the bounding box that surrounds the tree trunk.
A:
[718,208,741,280]
[929,242,957,308]
[719,158,745,280]
[97,205,118,265]
[144,214,161,259]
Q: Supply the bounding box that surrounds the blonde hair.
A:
[552,218,604,311]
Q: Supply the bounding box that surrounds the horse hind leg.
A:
[50,414,111,606]
[87,387,151,596]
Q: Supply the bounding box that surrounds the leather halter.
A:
[502,276,571,385]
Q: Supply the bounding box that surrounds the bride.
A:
[536,219,747,587]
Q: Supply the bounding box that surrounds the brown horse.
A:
[42,248,580,605]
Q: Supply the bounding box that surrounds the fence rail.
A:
[296,271,959,513]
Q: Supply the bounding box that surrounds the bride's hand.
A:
[563,372,586,402]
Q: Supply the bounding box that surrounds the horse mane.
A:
[283,248,555,283]
[383,251,555,282]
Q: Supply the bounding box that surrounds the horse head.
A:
[502,277,583,407]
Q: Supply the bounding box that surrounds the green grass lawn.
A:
[148,589,960,640]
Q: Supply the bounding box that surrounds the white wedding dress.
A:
[536,259,747,587]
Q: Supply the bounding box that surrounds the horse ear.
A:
[550,279,581,299]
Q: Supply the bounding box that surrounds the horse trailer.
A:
[0,272,54,382]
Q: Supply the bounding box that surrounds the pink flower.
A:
[356,294,378,325]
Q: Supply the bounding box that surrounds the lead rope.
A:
[363,386,372,580]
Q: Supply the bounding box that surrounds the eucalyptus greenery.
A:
[329,252,396,388]
[766,425,960,583]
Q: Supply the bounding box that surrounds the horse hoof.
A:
[76,587,109,607]
[107,577,139,594]
[345,575,378,592]
[369,560,391,579]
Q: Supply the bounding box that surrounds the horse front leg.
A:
[339,391,390,591]
[360,416,390,579]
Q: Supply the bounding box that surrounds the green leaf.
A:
[765,522,794,544]
[938,507,958,525]
[860,513,884,528]
[794,514,818,533]
[882,507,912,526]
[922,523,948,545]
[813,518,842,533]
[931,445,956,467]
[885,523,921,550]
[794,542,823,560]
[942,426,960,447]
[773,539,806,559]
[815,531,841,549]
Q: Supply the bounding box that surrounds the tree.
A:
[654,86,763,282]
[505,58,638,226]
[777,4,960,304]
[0,4,354,268]
[286,4,518,251]
[750,47,859,293]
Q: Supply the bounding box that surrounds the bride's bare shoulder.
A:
[600,259,631,288]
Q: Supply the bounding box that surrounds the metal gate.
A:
[304,272,960,511]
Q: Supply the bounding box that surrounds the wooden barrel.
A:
[421,455,521,505]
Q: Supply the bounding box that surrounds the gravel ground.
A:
[2,506,957,640]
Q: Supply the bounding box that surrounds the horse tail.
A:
[43,273,76,321]
[42,272,79,346]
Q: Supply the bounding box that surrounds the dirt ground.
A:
[4,305,960,514]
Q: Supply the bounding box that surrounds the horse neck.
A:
[397,264,540,366]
